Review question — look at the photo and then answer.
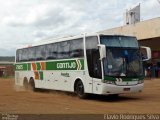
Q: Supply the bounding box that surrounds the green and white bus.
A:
[15,34,151,98]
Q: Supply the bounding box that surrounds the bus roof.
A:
[17,33,136,49]
[17,33,97,49]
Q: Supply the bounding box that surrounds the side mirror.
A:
[140,46,151,61]
[98,44,106,60]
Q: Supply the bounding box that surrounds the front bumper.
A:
[97,83,144,95]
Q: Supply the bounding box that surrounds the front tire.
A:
[75,80,88,99]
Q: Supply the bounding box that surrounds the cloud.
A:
[141,0,160,20]
[0,0,159,56]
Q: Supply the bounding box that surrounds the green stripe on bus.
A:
[46,59,84,70]
[36,63,41,71]
[15,64,28,71]
[39,71,43,80]
[80,59,84,70]
[15,59,84,71]
[28,63,31,70]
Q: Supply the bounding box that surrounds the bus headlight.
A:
[138,80,144,84]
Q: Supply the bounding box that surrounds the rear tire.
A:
[23,79,28,90]
[75,80,88,99]
[28,78,36,91]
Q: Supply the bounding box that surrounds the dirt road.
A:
[0,78,160,114]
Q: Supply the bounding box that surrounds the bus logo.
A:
[56,59,83,70]
[57,62,76,69]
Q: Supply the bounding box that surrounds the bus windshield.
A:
[100,35,139,48]
[100,36,143,77]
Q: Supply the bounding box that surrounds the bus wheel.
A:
[75,80,88,99]
[28,78,36,92]
[23,78,28,90]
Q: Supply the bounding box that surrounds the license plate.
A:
[124,88,130,91]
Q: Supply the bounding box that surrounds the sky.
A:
[0,0,160,56]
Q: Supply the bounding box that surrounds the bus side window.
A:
[21,48,28,62]
[16,49,21,62]
[57,41,70,59]
[46,43,58,60]
[70,38,84,58]
[28,47,36,61]
[36,45,46,61]
[86,36,102,79]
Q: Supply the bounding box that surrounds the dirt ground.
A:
[0,78,160,114]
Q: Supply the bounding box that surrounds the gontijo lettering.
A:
[57,62,76,69]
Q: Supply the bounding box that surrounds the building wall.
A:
[99,17,160,40]
[99,17,160,78]
[139,37,160,51]
[99,17,160,60]
[0,65,14,77]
